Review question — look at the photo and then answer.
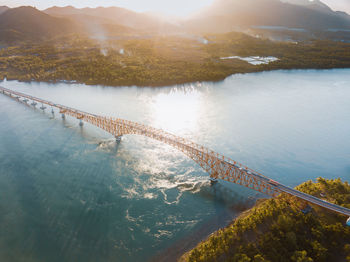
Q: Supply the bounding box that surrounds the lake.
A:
[0,69,349,261]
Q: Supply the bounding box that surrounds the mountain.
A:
[0,6,9,14]
[185,0,350,33]
[0,6,77,43]
[280,0,333,12]
[44,6,177,32]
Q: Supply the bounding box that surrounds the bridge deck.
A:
[1,86,349,217]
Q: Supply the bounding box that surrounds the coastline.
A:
[177,199,266,262]
[151,198,257,262]
[2,67,350,89]
[180,178,350,262]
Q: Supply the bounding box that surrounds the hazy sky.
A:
[0,0,349,16]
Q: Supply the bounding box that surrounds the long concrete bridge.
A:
[1,86,350,218]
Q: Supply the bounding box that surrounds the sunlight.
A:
[151,87,202,134]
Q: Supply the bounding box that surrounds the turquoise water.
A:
[0,69,350,261]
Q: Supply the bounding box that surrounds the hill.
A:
[44,6,177,33]
[185,0,350,33]
[0,6,9,14]
[56,13,138,39]
[281,0,333,12]
[182,178,350,262]
[0,6,77,44]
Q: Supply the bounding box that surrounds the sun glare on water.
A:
[151,87,202,135]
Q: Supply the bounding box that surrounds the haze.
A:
[1,0,349,16]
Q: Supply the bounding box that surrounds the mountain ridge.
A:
[0,6,9,14]
[184,0,350,33]
[0,6,77,43]
[1,2,350,44]
[44,6,177,32]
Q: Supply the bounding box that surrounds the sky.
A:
[0,0,349,16]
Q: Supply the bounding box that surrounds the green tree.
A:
[291,251,313,262]
[253,254,269,262]
[234,253,251,262]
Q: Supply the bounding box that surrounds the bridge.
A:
[1,86,350,218]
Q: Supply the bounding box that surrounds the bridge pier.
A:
[59,109,66,119]
[115,136,122,142]
[23,99,29,103]
[51,108,54,114]
[40,104,46,110]
[79,119,84,127]
[210,177,218,185]
[31,101,37,107]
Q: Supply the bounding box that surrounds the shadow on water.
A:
[150,182,256,262]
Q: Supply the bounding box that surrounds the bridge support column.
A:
[31,101,37,107]
[40,104,46,110]
[51,108,54,114]
[61,114,65,119]
[115,136,122,142]
[210,177,218,185]
[79,119,84,127]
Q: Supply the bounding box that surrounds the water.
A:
[220,56,279,65]
[0,69,350,261]
[252,25,307,32]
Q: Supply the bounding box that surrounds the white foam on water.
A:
[154,229,173,239]
[143,193,156,199]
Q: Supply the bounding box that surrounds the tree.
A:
[234,253,251,262]
[291,251,313,262]
[253,254,269,262]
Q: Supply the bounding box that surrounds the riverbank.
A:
[152,198,256,262]
[180,178,350,262]
[1,33,350,87]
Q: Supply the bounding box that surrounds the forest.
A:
[1,33,350,87]
[181,178,350,262]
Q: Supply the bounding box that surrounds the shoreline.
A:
[180,178,350,262]
[2,67,350,89]
[151,198,258,262]
[177,198,266,262]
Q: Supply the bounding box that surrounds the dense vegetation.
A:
[1,33,350,87]
[182,178,350,262]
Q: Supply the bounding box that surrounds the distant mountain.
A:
[280,0,333,12]
[2,2,349,44]
[44,6,177,32]
[186,0,350,33]
[0,6,9,14]
[0,6,77,43]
